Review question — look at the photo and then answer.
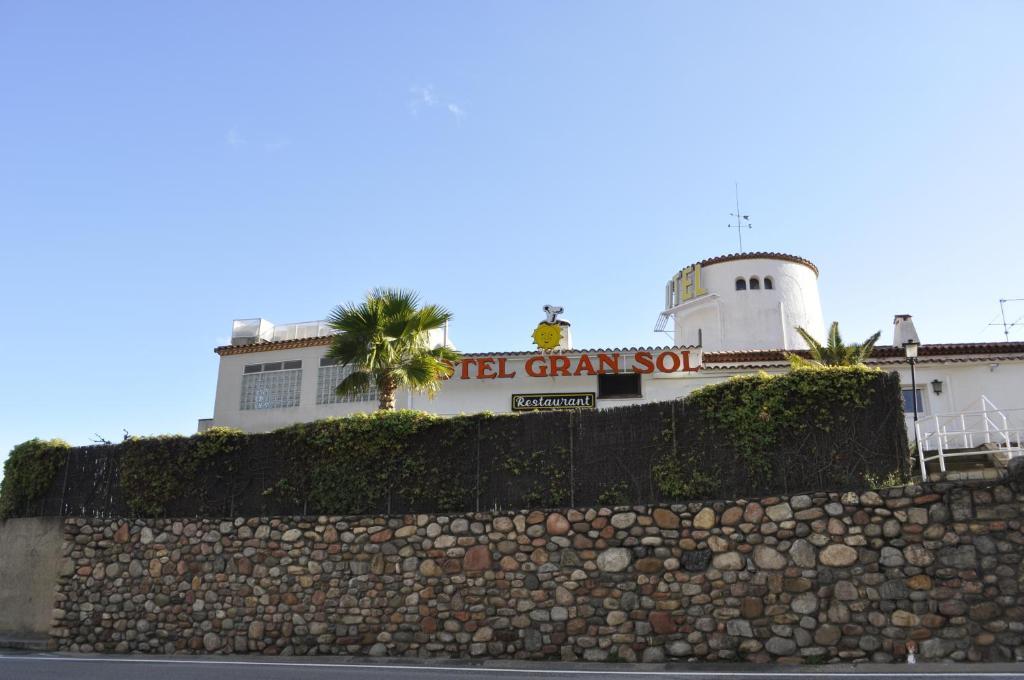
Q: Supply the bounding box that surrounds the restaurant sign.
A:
[511,393,596,411]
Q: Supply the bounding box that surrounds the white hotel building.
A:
[203,252,1024,475]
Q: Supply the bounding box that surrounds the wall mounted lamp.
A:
[931,379,943,395]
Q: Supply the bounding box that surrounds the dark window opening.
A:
[902,388,924,414]
[735,278,747,291]
[764,277,774,290]
[749,277,760,290]
[598,373,642,399]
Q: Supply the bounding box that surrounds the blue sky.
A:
[2,2,1023,467]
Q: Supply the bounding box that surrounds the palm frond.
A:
[794,326,826,360]
[793,322,882,367]
[325,288,461,409]
[855,330,882,362]
[335,369,373,397]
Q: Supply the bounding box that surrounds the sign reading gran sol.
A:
[511,393,596,411]
[447,349,700,380]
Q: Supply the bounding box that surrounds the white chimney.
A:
[893,314,920,348]
[556,320,573,351]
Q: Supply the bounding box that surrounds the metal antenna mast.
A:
[728,182,752,252]
[989,298,1024,340]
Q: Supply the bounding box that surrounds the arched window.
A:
[735,278,746,291]
[764,276,774,290]
[749,277,760,290]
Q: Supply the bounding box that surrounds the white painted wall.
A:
[874,359,1024,437]
[213,345,376,431]
[669,257,825,352]
[212,346,706,432]
[211,343,1024,449]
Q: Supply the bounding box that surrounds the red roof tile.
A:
[691,252,819,277]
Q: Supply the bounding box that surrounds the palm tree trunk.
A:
[377,376,398,410]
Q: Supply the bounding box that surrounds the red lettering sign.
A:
[632,351,654,374]
[477,357,497,379]
[453,351,700,379]
[525,356,548,377]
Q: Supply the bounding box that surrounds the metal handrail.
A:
[916,394,1023,478]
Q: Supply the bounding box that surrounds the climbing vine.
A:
[501,447,570,507]
[653,366,904,498]
[4,367,907,518]
[0,438,70,519]
[119,427,244,516]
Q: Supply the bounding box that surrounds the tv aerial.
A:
[728,182,752,252]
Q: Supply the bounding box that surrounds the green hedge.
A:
[655,366,910,498]
[0,438,70,519]
[1,366,909,518]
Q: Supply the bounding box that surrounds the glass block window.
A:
[317,358,377,405]
[240,361,302,410]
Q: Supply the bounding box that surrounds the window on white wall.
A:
[764,277,774,290]
[735,278,746,291]
[317,358,378,404]
[901,388,925,414]
[598,373,642,398]
[749,277,760,290]
[240,361,302,410]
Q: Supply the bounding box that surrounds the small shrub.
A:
[0,438,70,519]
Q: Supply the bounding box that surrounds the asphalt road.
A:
[1,653,1024,680]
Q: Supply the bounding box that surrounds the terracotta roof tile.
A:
[216,338,697,357]
[701,342,1024,367]
[217,336,1024,364]
[692,252,819,277]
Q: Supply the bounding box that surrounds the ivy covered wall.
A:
[2,367,909,519]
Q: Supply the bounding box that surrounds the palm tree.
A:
[325,288,460,410]
[786,321,881,368]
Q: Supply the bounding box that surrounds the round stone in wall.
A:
[692,507,716,529]
[753,545,786,570]
[596,548,631,573]
[546,513,570,535]
[610,512,636,529]
[791,592,818,614]
[819,544,857,567]
[711,551,744,571]
[903,544,935,567]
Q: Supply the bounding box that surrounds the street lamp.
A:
[903,339,921,467]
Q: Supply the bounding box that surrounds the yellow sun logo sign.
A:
[532,322,562,350]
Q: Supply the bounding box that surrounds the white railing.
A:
[271,320,335,342]
[916,396,1024,478]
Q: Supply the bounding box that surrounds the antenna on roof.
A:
[988,298,1024,340]
[727,182,752,253]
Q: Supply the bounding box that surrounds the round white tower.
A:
[662,252,825,352]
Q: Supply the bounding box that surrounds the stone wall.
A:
[50,478,1024,663]
[0,517,65,636]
